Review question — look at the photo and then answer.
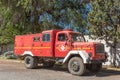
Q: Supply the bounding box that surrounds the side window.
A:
[42,34,50,42]
[58,33,67,41]
[33,37,40,42]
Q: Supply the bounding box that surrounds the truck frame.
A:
[14,29,106,76]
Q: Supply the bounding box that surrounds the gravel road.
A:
[0,59,120,80]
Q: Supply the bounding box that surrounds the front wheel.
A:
[24,56,38,69]
[68,57,86,76]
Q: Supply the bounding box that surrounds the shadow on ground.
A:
[37,65,120,77]
[95,69,120,77]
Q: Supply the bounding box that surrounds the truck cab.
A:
[14,29,106,76]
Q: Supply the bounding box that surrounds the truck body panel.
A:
[15,33,42,56]
[15,30,61,57]
[14,29,106,76]
[14,29,105,60]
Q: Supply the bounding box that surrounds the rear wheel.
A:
[24,56,38,69]
[68,57,86,76]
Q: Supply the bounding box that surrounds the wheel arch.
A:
[63,50,90,64]
[22,51,33,56]
[21,51,34,60]
[63,54,81,64]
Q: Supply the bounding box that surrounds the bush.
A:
[0,51,17,59]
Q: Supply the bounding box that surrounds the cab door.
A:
[55,33,71,58]
[41,33,53,57]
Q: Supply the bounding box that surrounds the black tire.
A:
[68,57,86,76]
[87,63,102,73]
[24,56,38,69]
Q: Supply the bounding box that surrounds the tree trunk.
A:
[112,39,117,67]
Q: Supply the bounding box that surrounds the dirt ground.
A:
[0,59,120,80]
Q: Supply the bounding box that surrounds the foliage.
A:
[88,0,120,42]
[88,0,120,67]
[0,0,89,44]
[0,51,17,59]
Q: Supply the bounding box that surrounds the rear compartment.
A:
[14,33,42,56]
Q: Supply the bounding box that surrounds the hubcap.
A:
[26,58,31,64]
[71,61,80,72]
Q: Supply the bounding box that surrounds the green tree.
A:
[0,1,27,44]
[17,0,88,32]
[88,0,120,67]
[0,0,89,44]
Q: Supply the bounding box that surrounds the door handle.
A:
[56,44,59,47]
[32,44,34,46]
[40,44,43,46]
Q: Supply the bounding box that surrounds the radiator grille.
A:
[95,44,105,53]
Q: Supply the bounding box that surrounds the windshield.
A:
[70,33,85,42]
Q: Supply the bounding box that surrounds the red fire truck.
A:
[14,29,106,76]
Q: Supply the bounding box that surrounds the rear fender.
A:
[22,51,34,56]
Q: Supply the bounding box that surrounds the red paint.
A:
[14,29,105,60]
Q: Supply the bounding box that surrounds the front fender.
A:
[63,50,90,64]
